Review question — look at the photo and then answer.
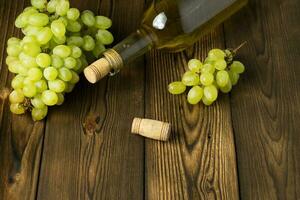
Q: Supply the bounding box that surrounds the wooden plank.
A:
[144,29,239,199]
[37,0,145,199]
[224,0,300,199]
[0,0,45,200]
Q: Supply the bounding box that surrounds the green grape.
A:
[203,85,218,102]
[168,81,186,95]
[188,59,203,73]
[6,56,18,66]
[19,52,38,68]
[37,27,53,45]
[51,55,64,68]
[22,26,42,37]
[7,37,21,46]
[200,72,214,86]
[31,0,47,9]
[53,35,66,44]
[42,90,58,106]
[214,59,227,70]
[82,35,95,51]
[8,60,23,74]
[182,71,200,86]
[53,45,71,58]
[228,71,240,86]
[94,16,112,29]
[56,0,70,16]
[187,86,203,105]
[66,20,82,32]
[47,0,58,13]
[22,42,41,57]
[11,75,25,89]
[36,53,51,68]
[67,36,84,47]
[64,57,77,69]
[216,70,230,88]
[95,30,114,45]
[31,95,46,109]
[230,61,245,74]
[220,81,232,93]
[9,89,25,103]
[28,67,43,81]
[69,70,80,84]
[7,44,22,57]
[71,46,82,58]
[35,79,48,92]
[58,67,72,81]
[208,49,225,60]
[31,106,48,121]
[48,79,66,93]
[81,10,95,27]
[7,63,19,74]
[201,63,215,74]
[67,8,80,21]
[202,96,214,106]
[28,13,49,27]
[51,20,66,37]
[43,67,58,80]
[22,35,38,44]
[56,93,65,105]
[92,42,106,58]
[15,13,29,28]
[10,103,25,114]
[65,83,75,93]
[23,83,37,97]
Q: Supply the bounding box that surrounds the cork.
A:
[84,58,111,84]
[131,118,171,141]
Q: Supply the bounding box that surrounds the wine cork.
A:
[84,58,111,83]
[131,118,171,141]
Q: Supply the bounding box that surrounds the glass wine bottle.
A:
[84,0,248,83]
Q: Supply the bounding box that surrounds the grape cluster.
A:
[6,0,114,121]
[168,48,245,105]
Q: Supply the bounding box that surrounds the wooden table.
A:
[0,0,299,199]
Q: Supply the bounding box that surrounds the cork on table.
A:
[0,0,299,200]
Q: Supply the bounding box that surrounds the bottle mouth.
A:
[103,49,124,71]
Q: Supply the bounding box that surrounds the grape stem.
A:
[233,41,247,54]
[21,98,33,111]
[225,41,247,64]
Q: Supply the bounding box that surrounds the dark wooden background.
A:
[0,0,299,199]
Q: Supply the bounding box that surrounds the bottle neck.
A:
[107,29,154,70]
[83,30,154,84]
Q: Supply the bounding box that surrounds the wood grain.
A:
[144,29,239,199]
[224,0,300,199]
[36,0,145,199]
[0,0,45,200]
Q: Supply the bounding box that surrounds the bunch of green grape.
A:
[6,0,114,121]
[168,48,245,105]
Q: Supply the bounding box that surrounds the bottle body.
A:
[84,0,248,83]
[141,0,248,51]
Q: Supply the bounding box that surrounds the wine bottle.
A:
[84,0,248,83]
